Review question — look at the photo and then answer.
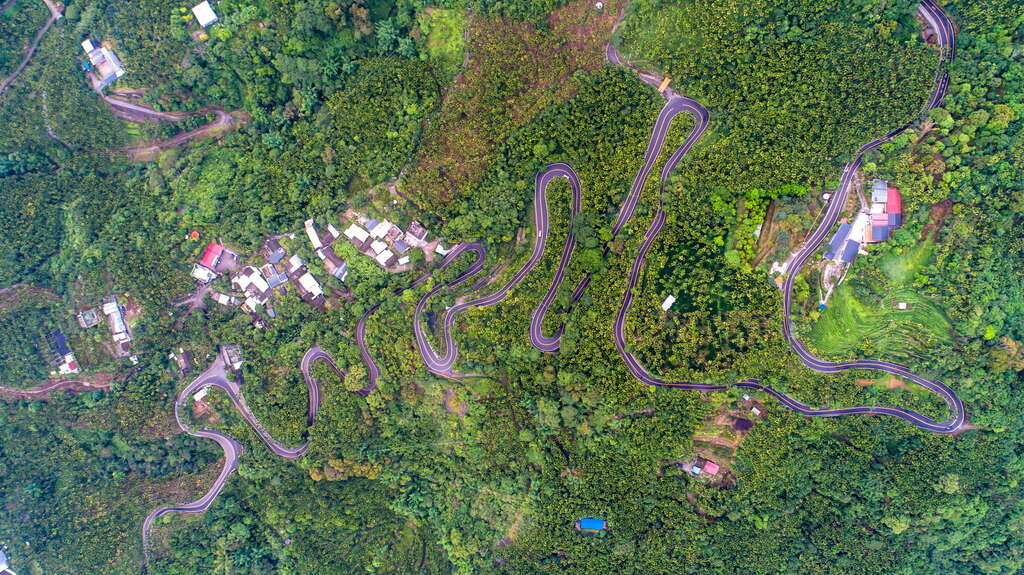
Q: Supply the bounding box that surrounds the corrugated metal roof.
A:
[50,330,71,356]
[886,187,902,215]
[872,225,890,242]
[872,179,888,203]
[200,243,224,268]
[828,223,852,254]
[839,240,860,263]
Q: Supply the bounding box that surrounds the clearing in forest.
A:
[403,0,622,211]
[806,240,952,362]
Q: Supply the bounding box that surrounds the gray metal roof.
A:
[828,223,852,254]
[839,240,860,263]
[872,179,888,203]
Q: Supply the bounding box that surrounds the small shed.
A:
[192,1,219,27]
[661,295,676,311]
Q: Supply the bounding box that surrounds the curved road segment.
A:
[408,1,963,432]
[142,346,344,561]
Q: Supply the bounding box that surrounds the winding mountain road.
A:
[142,345,344,561]
[143,0,963,561]
[404,0,963,433]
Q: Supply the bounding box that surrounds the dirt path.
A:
[121,108,248,162]
[40,90,72,149]
[920,198,953,242]
[0,0,60,96]
[0,378,112,399]
[103,95,191,123]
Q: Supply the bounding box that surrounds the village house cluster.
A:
[825,179,904,265]
[190,238,325,327]
[49,295,136,377]
[185,210,444,330]
[343,216,437,268]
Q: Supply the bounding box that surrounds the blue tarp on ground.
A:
[580,518,606,531]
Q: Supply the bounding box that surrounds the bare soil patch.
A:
[920,199,953,242]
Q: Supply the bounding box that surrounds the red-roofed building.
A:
[887,187,902,215]
[200,243,225,269]
[702,461,720,476]
[864,181,904,244]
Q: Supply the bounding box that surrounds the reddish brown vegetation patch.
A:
[920,198,953,242]
[405,0,621,208]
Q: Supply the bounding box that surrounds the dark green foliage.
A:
[0,0,1022,574]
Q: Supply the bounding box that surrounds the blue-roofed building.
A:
[839,240,860,264]
[49,329,72,356]
[576,518,606,532]
[871,225,890,242]
[827,223,852,257]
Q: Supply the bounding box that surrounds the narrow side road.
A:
[141,344,349,563]
[0,0,61,97]
[0,379,110,398]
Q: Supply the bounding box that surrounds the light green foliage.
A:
[1,0,1023,574]
[416,7,467,77]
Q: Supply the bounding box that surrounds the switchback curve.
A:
[404,0,964,433]
[142,345,345,563]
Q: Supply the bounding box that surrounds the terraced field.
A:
[807,242,952,361]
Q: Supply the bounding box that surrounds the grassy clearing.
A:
[808,283,950,360]
[879,240,933,283]
[417,8,467,78]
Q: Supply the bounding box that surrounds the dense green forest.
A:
[1,0,1023,573]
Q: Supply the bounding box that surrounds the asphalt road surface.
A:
[142,345,344,562]
[407,1,963,433]
[142,0,963,562]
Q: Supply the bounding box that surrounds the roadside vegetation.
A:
[0,0,48,78]
[0,0,1023,573]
